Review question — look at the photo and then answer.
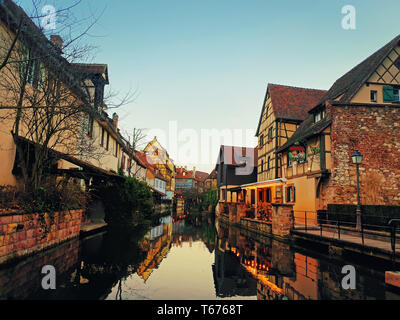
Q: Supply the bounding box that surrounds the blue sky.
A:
[20,0,400,173]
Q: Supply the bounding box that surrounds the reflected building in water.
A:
[137,218,173,282]
[215,221,400,300]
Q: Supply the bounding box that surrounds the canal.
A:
[0,213,399,300]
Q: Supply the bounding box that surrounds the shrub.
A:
[94,176,154,226]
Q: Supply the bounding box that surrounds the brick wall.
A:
[0,209,83,265]
[324,104,400,208]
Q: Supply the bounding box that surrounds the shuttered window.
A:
[383,85,395,102]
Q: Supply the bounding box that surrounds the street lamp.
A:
[352,150,363,231]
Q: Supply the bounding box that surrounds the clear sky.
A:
[20,0,400,173]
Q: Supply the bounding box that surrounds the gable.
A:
[351,44,400,104]
[368,45,400,84]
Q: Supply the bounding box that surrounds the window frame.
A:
[286,185,296,203]
[370,90,377,102]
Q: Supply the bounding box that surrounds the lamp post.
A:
[352,150,363,231]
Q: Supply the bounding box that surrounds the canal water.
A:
[0,213,399,300]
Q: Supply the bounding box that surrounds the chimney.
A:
[112,113,118,130]
[50,35,63,51]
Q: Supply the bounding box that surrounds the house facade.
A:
[204,169,217,191]
[216,145,257,203]
[252,84,327,208]
[144,136,176,201]
[0,0,148,191]
[276,34,400,219]
[175,167,195,192]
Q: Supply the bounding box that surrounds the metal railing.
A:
[293,210,400,259]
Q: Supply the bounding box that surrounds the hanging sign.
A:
[288,144,306,162]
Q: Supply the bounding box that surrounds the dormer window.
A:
[314,109,326,123]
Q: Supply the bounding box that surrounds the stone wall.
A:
[240,218,272,236]
[325,104,400,207]
[271,204,293,238]
[0,209,83,264]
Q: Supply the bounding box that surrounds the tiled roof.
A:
[135,151,152,169]
[175,170,194,179]
[276,116,332,153]
[207,169,217,179]
[71,63,109,84]
[256,84,327,135]
[190,171,209,182]
[136,151,167,180]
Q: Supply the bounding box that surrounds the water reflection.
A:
[215,220,400,300]
[1,214,400,300]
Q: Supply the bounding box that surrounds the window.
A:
[267,156,271,170]
[286,186,296,202]
[114,142,118,157]
[20,48,44,88]
[268,127,273,140]
[86,116,94,137]
[260,160,264,173]
[266,188,272,203]
[394,88,400,102]
[122,155,126,170]
[100,128,105,146]
[287,152,294,168]
[383,85,400,102]
[313,109,326,123]
[106,133,109,151]
[370,90,377,102]
[260,134,264,147]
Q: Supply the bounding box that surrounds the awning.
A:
[240,178,287,189]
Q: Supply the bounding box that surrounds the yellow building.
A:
[144,136,176,201]
[242,84,326,217]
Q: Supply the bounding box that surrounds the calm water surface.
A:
[0,213,399,300]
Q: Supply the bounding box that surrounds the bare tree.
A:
[0,0,130,192]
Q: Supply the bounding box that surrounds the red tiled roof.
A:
[135,151,151,169]
[268,84,327,120]
[256,84,327,135]
[136,151,167,181]
[197,171,209,181]
[175,167,194,179]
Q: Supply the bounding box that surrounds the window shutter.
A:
[383,86,394,102]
